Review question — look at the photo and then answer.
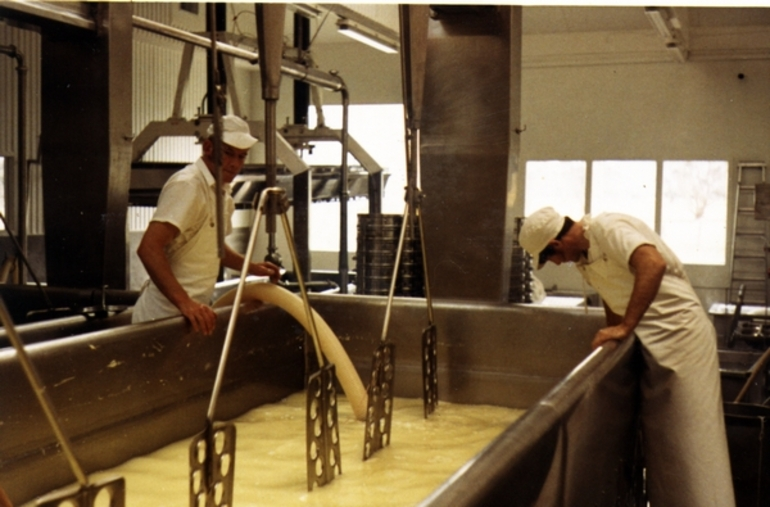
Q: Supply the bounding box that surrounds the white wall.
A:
[520,60,770,307]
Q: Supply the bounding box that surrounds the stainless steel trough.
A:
[0,294,644,506]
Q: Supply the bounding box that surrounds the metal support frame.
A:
[40,2,133,290]
[0,45,27,284]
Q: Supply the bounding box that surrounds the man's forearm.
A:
[591,245,666,349]
[621,245,666,331]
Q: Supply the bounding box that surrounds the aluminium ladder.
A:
[729,162,769,308]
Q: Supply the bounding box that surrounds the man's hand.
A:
[592,324,632,349]
[179,299,217,336]
[251,261,282,283]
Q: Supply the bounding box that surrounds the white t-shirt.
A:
[132,158,234,322]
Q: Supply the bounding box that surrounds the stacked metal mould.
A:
[509,217,534,303]
[355,213,424,297]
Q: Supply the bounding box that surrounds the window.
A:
[524,160,586,218]
[660,160,728,265]
[591,160,657,230]
[524,158,729,265]
[305,104,406,252]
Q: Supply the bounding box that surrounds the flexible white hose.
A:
[214,283,368,421]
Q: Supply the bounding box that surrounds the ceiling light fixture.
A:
[336,17,399,54]
[667,42,688,63]
[290,4,322,20]
[645,7,688,62]
[644,7,675,42]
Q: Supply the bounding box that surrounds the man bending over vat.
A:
[133,115,280,335]
[519,207,734,507]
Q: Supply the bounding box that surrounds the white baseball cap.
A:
[519,207,564,268]
[207,115,258,150]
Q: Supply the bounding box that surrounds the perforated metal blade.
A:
[363,342,396,460]
[189,422,236,507]
[306,363,342,491]
[35,476,125,507]
[422,323,438,417]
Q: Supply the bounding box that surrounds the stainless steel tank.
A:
[0,294,642,506]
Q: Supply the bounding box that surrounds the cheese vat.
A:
[0,294,641,506]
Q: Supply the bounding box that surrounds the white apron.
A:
[577,213,735,507]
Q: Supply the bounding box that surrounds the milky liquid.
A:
[81,394,524,507]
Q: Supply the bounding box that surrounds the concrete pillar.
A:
[421,6,522,302]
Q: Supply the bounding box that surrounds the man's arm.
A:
[591,244,667,349]
[137,221,216,335]
[602,300,623,326]
[221,245,281,283]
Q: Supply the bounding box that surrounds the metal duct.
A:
[40,3,133,290]
[421,6,522,302]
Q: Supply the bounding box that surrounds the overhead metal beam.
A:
[279,125,385,175]
[131,119,310,175]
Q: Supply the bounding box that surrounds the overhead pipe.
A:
[132,15,344,93]
[255,3,287,268]
[0,1,96,31]
[0,44,27,285]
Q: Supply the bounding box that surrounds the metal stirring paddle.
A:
[271,189,342,491]
[190,187,341,501]
[0,297,125,507]
[363,5,437,461]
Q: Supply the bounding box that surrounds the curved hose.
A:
[213,283,368,421]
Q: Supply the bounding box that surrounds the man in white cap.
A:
[133,115,280,334]
[519,207,735,507]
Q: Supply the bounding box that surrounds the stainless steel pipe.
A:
[131,15,345,92]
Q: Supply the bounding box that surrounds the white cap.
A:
[519,207,564,268]
[207,115,258,150]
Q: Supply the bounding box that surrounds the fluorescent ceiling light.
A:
[645,7,688,62]
[336,17,399,54]
[644,7,674,41]
[290,4,322,19]
[667,42,688,63]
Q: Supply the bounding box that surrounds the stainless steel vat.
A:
[1,295,644,506]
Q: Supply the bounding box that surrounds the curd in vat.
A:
[77,394,523,507]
